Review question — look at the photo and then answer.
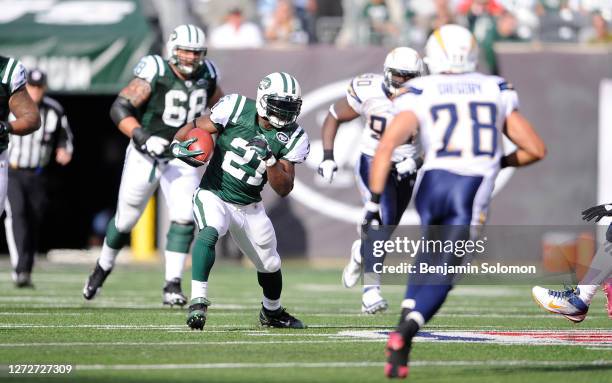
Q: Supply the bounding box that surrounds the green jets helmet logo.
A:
[259,77,271,90]
[170,31,178,41]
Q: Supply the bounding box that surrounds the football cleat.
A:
[362,287,388,314]
[186,297,211,330]
[259,305,306,329]
[531,285,589,323]
[83,262,112,300]
[162,278,187,307]
[385,331,410,379]
[603,280,612,319]
[15,272,34,289]
[342,240,362,288]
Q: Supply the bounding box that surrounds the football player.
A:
[171,72,309,330]
[0,56,40,216]
[532,203,612,322]
[363,25,546,378]
[318,47,423,314]
[83,25,224,306]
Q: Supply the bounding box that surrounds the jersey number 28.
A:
[431,102,497,157]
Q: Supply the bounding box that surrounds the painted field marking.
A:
[73,359,612,371]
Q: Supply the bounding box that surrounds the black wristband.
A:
[132,127,150,149]
[323,149,334,161]
[500,156,509,169]
[370,193,381,204]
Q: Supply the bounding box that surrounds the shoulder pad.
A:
[133,55,165,83]
[202,58,219,80]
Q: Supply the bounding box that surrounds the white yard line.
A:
[74,359,612,371]
[0,340,383,347]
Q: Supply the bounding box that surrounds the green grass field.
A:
[0,260,610,383]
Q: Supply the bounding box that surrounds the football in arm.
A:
[186,128,214,163]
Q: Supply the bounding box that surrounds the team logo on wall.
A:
[291,79,516,224]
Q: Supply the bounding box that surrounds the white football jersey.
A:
[346,73,421,163]
[393,72,519,177]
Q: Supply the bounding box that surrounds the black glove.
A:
[246,134,276,166]
[582,203,612,222]
[0,121,12,138]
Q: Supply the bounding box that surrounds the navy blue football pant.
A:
[405,169,484,323]
[356,154,416,277]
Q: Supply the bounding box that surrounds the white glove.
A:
[395,157,418,177]
[145,136,170,157]
[318,159,338,183]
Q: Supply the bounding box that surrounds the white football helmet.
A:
[165,24,207,75]
[424,24,478,74]
[383,47,423,96]
[256,72,302,129]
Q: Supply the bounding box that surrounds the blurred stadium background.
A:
[0,0,610,262]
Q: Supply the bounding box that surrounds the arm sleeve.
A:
[209,93,241,132]
[9,60,27,94]
[281,127,310,164]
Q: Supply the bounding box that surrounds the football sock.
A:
[98,242,119,271]
[192,226,218,282]
[164,251,186,282]
[104,216,130,249]
[191,280,207,300]
[577,284,598,305]
[258,270,282,310]
[398,316,421,341]
[578,239,612,286]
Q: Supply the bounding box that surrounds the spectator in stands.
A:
[536,0,585,42]
[362,0,399,45]
[210,8,264,49]
[264,0,309,45]
[479,11,526,75]
[404,0,455,47]
[587,11,612,43]
[294,0,318,43]
[457,0,505,32]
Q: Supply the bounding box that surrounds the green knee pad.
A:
[105,216,130,250]
[166,222,195,253]
[192,226,219,282]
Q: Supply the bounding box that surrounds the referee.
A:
[4,68,74,288]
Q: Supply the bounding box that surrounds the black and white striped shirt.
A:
[8,96,73,169]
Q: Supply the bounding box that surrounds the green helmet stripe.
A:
[280,72,288,93]
[289,74,296,94]
[194,25,200,44]
[187,25,192,43]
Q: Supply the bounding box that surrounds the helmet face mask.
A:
[383,47,423,96]
[263,94,302,128]
[256,72,302,129]
[166,24,207,76]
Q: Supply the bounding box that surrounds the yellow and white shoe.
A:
[531,285,589,323]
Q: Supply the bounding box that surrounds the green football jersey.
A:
[132,54,218,149]
[201,94,310,205]
[0,56,27,153]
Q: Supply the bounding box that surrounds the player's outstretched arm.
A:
[267,159,295,197]
[318,98,360,183]
[501,111,547,168]
[6,87,40,136]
